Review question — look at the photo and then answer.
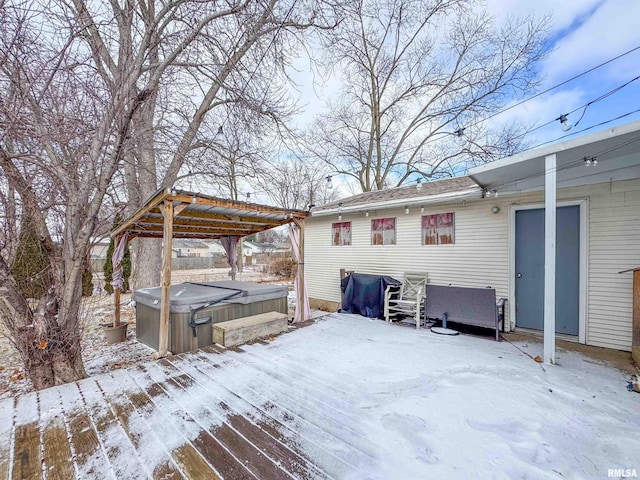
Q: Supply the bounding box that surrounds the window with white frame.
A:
[371,218,396,245]
[332,221,352,246]
[422,212,455,245]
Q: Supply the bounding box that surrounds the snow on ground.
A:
[216,313,639,479]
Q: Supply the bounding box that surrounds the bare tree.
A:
[0,0,336,388]
[307,0,548,191]
[0,1,152,388]
[68,0,337,289]
[258,149,338,210]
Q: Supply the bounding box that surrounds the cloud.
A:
[542,1,640,83]
[484,0,603,32]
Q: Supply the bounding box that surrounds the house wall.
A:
[305,178,640,352]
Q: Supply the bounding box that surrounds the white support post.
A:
[544,153,557,364]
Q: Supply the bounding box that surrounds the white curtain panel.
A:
[289,223,310,323]
[220,236,238,279]
[110,233,129,290]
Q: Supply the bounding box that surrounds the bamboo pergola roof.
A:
[110,188,309,240]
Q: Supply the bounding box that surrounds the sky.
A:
[288,0,640,158]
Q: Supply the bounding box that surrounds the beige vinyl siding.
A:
[586,181,640,350]
[305,178,640,352]
[305,199,511,310]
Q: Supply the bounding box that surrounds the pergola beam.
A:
[135,217,280,231]
[169,193,307,218]
[147,208,285,226]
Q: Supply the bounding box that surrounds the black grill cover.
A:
[340,273,401,319]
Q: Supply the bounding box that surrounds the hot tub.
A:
[133,281,288,354]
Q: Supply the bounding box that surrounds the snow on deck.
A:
[1,313,638,479]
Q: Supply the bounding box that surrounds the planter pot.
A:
[103,323,128,344]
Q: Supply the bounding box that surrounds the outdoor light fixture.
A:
[416,178,423,190]
[493,189,499,198]
[557,114,572,132]
[405,206,410,214]
[454,127,467,146]
[326,175,334,189]
[191,195,197,203]
[583,156,598,167]
[491,206,500,214]
[421,206,424,213]
[338,202,342,221]
[365,211,369,217]
[485,189,492,198]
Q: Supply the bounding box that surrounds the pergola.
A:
[109,187,309,356]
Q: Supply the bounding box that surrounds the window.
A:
[422,213,455,245]
[332,221,352,246]
[371,218,396,245]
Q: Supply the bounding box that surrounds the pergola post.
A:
[113,235,122,328]
[159,200,173,356]
[544,153,557,364]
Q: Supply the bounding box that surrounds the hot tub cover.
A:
[133,281,288,313]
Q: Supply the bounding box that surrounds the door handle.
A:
[517,273,522,278]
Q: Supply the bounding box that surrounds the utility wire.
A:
[466,44,640,129]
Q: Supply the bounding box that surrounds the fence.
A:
[91,255,227,273]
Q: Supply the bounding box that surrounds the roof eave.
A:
[311,187,482,216]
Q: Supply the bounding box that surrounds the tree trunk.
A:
[0,257,87,389]
[130,238,163,290]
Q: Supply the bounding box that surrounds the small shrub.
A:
[103,214,131,294]
[11,220,53,299]
[266,254,296,279]
[82,256,93,297]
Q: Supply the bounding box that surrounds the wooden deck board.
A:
[38,387,75,480]
[56,382,112,480]
[94,373,185,480]
[0,397,15,480]
[160,357,327,480]
[153,359,314,479]
[126,365,250,480]
[77,377,150,479]
[13,392,42,480]
[6,318,371,480]
[190,349,374,466]
[188,351,358,476]
[110,368,221,480]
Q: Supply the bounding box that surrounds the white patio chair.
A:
[383,272,428,329]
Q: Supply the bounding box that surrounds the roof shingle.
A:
[313,176,478,212]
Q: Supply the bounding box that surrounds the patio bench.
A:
[212,311,288,347]
[425,285,506,341]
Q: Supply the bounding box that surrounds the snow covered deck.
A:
[1,313,638,479]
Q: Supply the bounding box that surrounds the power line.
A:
[466,43,640,129]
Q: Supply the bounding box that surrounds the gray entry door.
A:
[515,206,580,335]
